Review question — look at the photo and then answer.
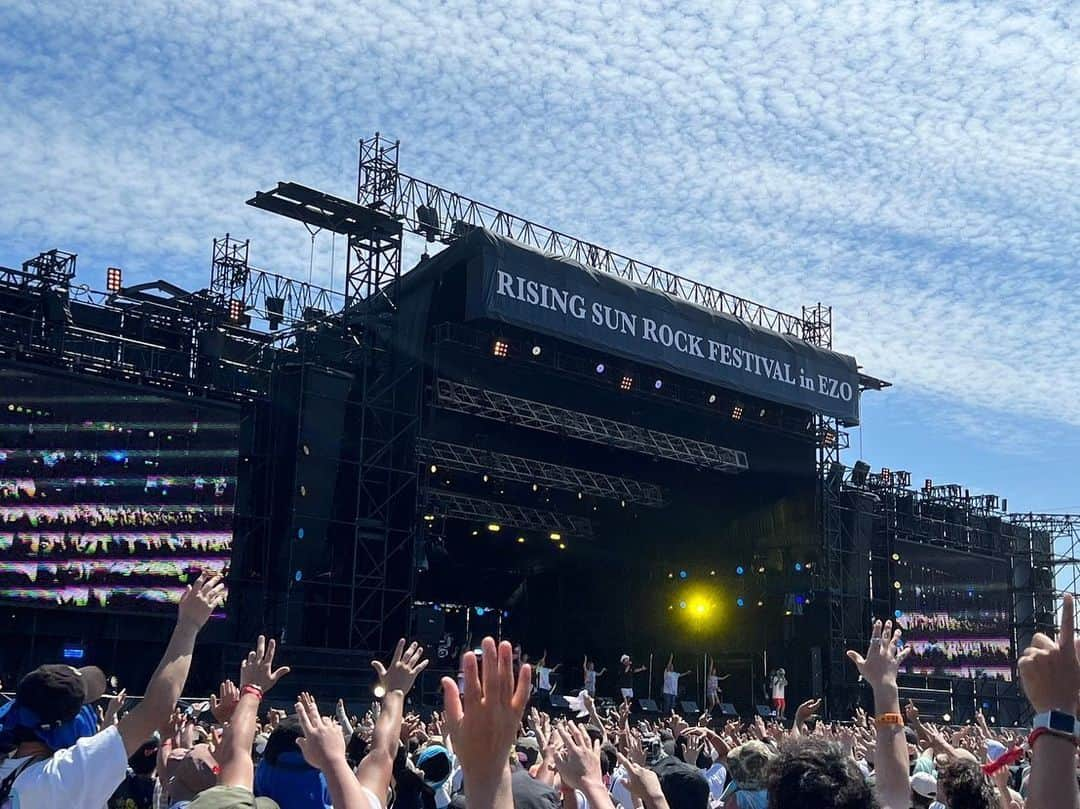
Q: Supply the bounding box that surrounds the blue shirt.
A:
[254,753,332,809]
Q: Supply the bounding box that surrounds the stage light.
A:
[654,379,663,390]
[893,580,901,590]
[423,514,435,522]
[595,363,606,374]
[471,530,479,536]
[736,566,744,575]
[373,684,386,699]
[517,536,525,544]
[668,572,674,579]
[577,492,583,500]
[794,595,806,606]
[482,474,490,483]
[531,345,542,357]
[106,266,122,293]
[891,552,900,561]
[492,339,509,358]
[679,570,688,579]
[229,299,243,323]
[731,404,744,420]
[894,609,902,618]
[758,566,766,574]
[942,713,951,723]
[759,408,766,418]
[710,570,716,576]
[708,393,717,404]
[736,598,745,608]
[794,563,803,572]
[679,601,687,609]
[62,645,85,661]
[804,562,812,569]
[476,607,486,616]
[550,532,561,541]
[989,716,996,724]
[532,483,539,492]
[620,375,633,391]
[558,542,567,550]
[429,464,438,473]
[620,499,626,508]
[487,523,501,532]
[695,603,706,614]
[757,600,764,607]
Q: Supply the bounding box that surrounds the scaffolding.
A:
[415,438,664,507]
[422,490,593,538]
[433,378,749,472]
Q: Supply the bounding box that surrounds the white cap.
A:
[620,654,630,664]
[910,771,936,799]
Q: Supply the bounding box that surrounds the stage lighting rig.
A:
[106,266,122,292]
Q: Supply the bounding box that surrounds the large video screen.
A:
[894,542,1013,681]
[0,363,239,613]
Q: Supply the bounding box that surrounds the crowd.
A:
[1,571,1079,809]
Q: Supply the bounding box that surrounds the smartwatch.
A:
[1031,711,1080,741]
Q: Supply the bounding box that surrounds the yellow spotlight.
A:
[558,542,567,550]
[549,532,561,541]
[488,524,501,532]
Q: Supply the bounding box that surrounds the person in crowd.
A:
[618,655,647,702]
[661,655,692,715]
[0,571,225,808]
[583,656,607,696]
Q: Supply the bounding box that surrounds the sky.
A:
[1,0,1077,514]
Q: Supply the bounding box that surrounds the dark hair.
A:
[938,760,996,809]
[128,739,160,776]
[650,755,709,809]
[766,738,879,809]
[600,743,618,776]
[347,730,370,768]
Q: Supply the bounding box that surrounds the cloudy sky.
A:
[1,0,1077,512]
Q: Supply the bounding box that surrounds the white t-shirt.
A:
[0,725,127,809]
[537,666,553,690]
[704,762,728,807]
[663,670,679,695]
[609,765,634,809]
[771,679,786,699]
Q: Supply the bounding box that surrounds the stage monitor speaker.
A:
[755,704,776,719]
[851,460,871,487]
[718,702,739,718]
[679,700,700,715]
[548,694,571,710]
[637,698,659,714]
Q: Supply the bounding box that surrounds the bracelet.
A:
[1028,727,1077,748]
[241,685,264,701]
[874,713,904,727]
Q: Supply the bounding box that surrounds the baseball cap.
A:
[166,744,221,801]
[417,744,452,788]
[187,785,279,809]
[516,735,541,767]
[911,771,937,799]
[16,664,107,725]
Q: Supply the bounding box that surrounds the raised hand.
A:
[846,619,910,692]
[295,692,347,771]
[372,639,429,696]
[554,721,603,790]
[441,637,531,801]
[240,635,291,694]
[210,679,241,723]
[794,698,821,727]
[616,750,666,805]
[177,571,227,630]
[1019,593,1080,714]
[103,688,127,727]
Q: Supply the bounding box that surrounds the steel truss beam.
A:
[415,438,664,507]
[433,378,749,473]
[423,489,593,538]
[354,133,831,347]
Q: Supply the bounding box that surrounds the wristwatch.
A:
[1030,711,1080,742]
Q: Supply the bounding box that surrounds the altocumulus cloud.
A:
[0,0,1077,437]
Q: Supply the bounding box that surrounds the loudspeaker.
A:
[412,605,445,645]
[42,288,71,325]
[851,460,871,487]
[718,702,739,718]
[637,698,659,713]
[548,694,571,710]
[679,700,700,715]
[755,704,776,719]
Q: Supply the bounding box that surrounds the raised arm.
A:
[846,620,911,809]
[296,692,368,809]
[217,635,290,789]
[117,572,225,755]
[356,639,429,805]
[1019,592,1080,809]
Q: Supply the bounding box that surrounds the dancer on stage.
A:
[617,653,646,701]
[534,650,560,697]
[662,653,692,714]
[705,661,730,708]
[769,666,788,719]
[583,655,606,696]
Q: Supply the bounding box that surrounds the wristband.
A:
[1028,726,1077,748]
[874,712,904,727]
[241,684,264,701]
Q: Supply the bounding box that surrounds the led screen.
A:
[0,363,239,613]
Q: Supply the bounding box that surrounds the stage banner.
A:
[464,236,860,423]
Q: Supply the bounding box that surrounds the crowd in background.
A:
[1,571,1079,809]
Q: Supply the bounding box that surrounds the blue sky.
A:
[1,0,1077,512]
